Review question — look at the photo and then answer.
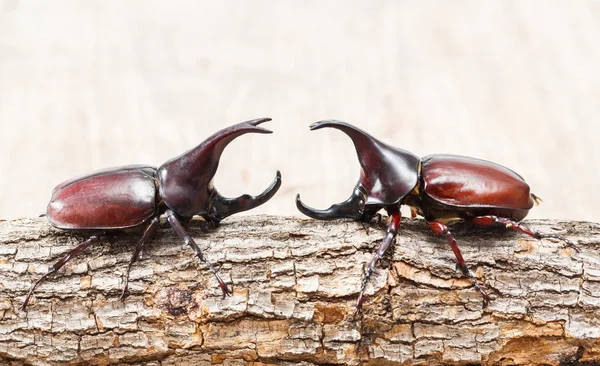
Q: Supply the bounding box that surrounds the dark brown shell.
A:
[47,166,157,230]
[422,154,534,211]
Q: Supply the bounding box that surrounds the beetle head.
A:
[157,118,281,220]
[296,120,420,222]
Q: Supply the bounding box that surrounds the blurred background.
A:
[0,1,598,222]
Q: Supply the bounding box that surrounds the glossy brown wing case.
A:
[421,154,534,211]
[47,167,157,230]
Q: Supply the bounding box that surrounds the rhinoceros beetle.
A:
[22,118,281,310]
[296,120,578,312]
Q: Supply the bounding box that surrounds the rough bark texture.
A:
[0,215,599,365]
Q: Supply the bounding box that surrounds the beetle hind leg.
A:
[165,210,231,298]
[21,234,109,311]
[120,216,160,301]
[427,221,491,305]
[471,215,580,253]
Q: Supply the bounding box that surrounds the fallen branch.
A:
[0,215,599,365]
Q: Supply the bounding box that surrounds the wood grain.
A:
[1,215,599,364]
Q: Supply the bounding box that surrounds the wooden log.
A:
[0,215,599,365]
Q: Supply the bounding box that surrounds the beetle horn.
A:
[157,118,279,218]
[179,117,274,179]
[211,171,282,221]
[295,187,366,220]
[306,120,420,207]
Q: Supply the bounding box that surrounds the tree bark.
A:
[0,215,599,365]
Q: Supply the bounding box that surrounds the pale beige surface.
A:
[0,1,598,221]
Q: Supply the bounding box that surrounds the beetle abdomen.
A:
[47,167,157,230]
[421,154,534,211]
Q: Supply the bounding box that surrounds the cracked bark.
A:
[0,215,599,365]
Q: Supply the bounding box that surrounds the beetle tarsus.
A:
[537,233,580,253]
[206,261,232,298]
[120,217,160,301]
[21,234,108,310]
[471,215,581,253]
[355,211,401,314]
[428,221,491,303]
[218,281,232,299]
[166,209,231,298]
[198,257,231,298]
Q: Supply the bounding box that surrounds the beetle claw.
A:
[482,294,491,307]
[214,267,232,298]
[119,287,128,302]
[221,284,232,299]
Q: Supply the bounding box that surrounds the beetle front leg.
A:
[427,221,491,305]
[165,210,231,298]
[470,215,580,252]
[356,210,401,315]
[360,213,384,235]
[199,218,220,233]
[21,234,109,311]
[120,216,160,301]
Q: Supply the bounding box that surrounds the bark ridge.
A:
[0,216,599,365]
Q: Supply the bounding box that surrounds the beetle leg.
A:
[410,208,418,218]
[427,221,491,305]
[21,234,109,311]
[356,210,401,315]
[165,210,231,298]
[120,216,160,301]
[471,215,580,253]
[360,221,371,235]
[199,219,220,233]
[360,214,382,235]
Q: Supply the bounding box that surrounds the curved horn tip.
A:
[259,170,282,199]
[295,193,308,208]
[295,193,310,212]
[309,120,347,131]
[243,117,273,134]
[267,170,282,193]
[295,193,321,216]
[247,117,272,126]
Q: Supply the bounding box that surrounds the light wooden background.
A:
[1,1,598,222]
